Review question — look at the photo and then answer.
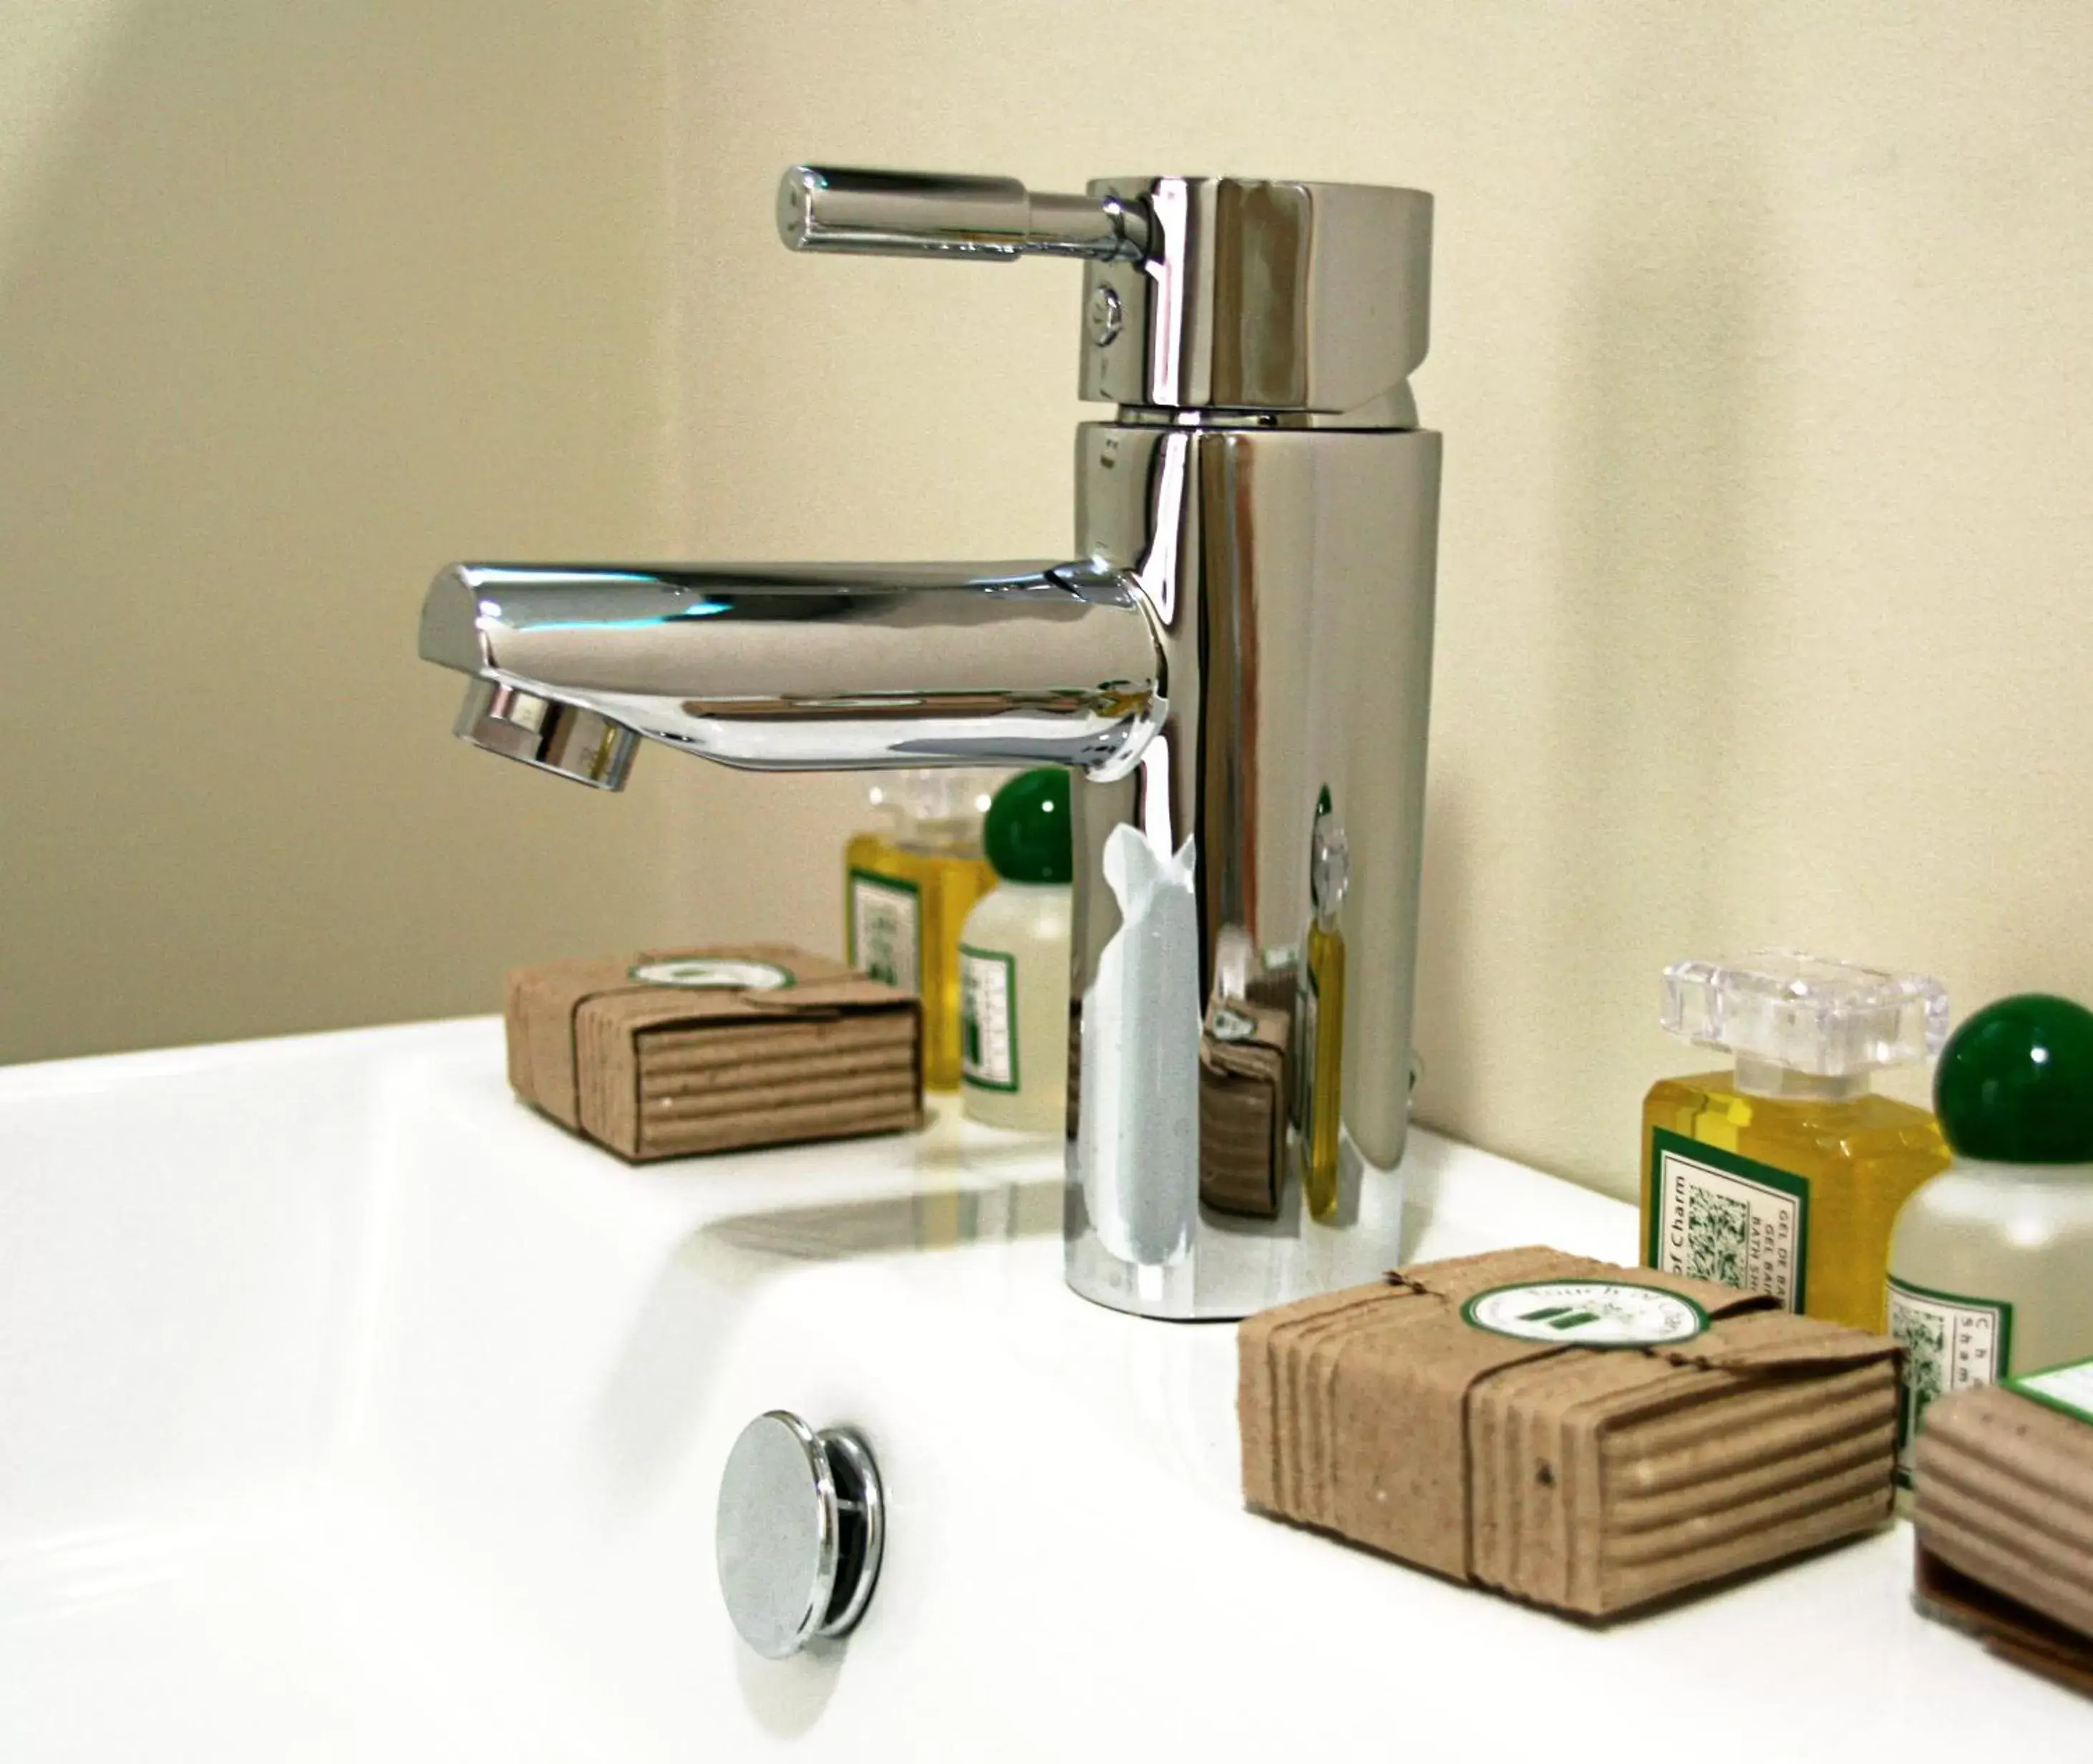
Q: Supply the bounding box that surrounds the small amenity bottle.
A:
[1888,994,2093,1488]
[844,770,1001,1090]
[1641,952,1950,1330]
[957,769,1072,1133]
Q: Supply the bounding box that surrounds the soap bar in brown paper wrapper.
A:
[1912,1375,2093,1695]
[506,944,922,1161]
[1239,1245,1900,1617]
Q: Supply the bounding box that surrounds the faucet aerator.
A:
[453,679,637,790]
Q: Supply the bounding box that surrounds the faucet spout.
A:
[419,560,1164,779]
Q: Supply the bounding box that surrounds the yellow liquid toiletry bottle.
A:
[1888,994,2093,1493]
[845,770,1001,1090]
[1641,952,1950,1331]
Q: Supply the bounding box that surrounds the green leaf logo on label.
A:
[1462,1280,1710,1348]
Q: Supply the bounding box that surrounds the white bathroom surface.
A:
[0,1019,2080,1760]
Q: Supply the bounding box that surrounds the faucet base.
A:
[1062,1130,1408,1320]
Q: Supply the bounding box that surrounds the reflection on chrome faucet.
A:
[417,165,1441,1319]
[1079,823,1200,1272]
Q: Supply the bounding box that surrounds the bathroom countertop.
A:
[0,1017,2081,1760]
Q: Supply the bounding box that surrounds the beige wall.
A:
[0,0,692,1063]
[9,4,2093,1206]
[666,1,2093,1198]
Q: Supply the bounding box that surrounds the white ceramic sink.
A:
[1,1019,2082,1759]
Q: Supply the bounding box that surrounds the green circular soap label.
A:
[1461,1279,1709,1348]
[628,958,795,992]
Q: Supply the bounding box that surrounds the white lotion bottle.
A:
[958,769,1072,1133]
[1889,993,2093,1495]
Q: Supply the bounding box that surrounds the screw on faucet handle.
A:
[778,165,1148,263]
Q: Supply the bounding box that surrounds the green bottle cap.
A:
[982,768,1072,884]
[1934,994,2093,1163]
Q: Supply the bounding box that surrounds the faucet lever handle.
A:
[778,165,1148,263]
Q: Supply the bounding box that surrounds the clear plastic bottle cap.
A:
[1661,951,1948,1080]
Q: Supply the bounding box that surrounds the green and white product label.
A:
[847,871,921,993]
[628,957,794,992]
[2005,1356,2093,1427]
[1463,1280,1709,1348]
[1647,1128,1810,1312]
[958,946,1018,1092]
[1888,1275,2012,1485]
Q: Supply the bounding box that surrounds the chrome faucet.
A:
[419,166,1441,1320]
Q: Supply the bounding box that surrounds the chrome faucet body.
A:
[419,167,1441,1320]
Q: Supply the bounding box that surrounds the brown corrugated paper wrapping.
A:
[1913,1378,2093,1693]
[1240,1245,1901,1617]
[505,944,922,1161]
